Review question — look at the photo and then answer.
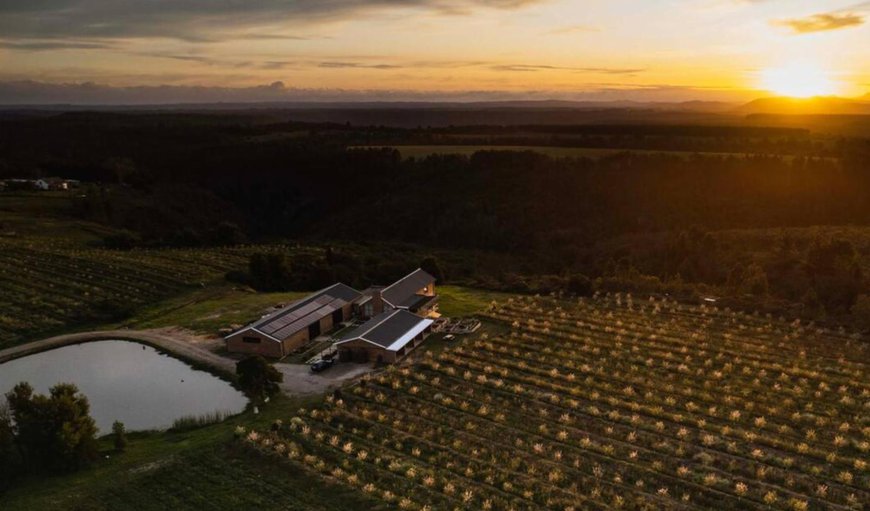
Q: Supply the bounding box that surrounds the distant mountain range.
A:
[0,98,736,112]
[735,96,870,115]
[3,95,870,130]
[4,96,869,115]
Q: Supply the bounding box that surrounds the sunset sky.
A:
[1,0,868,103]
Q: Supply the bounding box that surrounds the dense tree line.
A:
[233,249,447,293]
[61,148,868,254]
[1,114,866,250]
[0,112,867,322]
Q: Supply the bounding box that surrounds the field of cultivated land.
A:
[0,238,314,347]
[355,145,809,161]
[242,293,869,511]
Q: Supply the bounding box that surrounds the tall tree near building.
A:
[236,356,284,399]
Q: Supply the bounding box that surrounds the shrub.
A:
[420,256,446,283]
[248,252,292,291]
[102,230,139,250]
[0,402,17,489]
[169,411,233,432]
[112,421,127,452]
[236,356,283,399]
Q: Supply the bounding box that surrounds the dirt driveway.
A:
[274,362,374,395]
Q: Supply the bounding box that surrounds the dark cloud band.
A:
[0,0,544,41]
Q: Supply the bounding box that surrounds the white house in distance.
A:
[224,268,438,362]
[34,177,76,190]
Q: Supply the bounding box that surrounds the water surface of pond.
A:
[0,340,247,432]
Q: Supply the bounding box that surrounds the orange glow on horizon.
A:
[758,63,843,98]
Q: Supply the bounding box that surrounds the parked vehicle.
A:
[310,359,335,373]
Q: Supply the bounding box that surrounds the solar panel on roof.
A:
[259,296,334,334]
[271,301,342,339]
[237,282,364,341]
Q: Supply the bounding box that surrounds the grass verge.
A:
[0,394,372,511]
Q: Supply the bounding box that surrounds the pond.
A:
[0,340,248,432]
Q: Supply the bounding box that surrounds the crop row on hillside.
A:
[0,238,318,347]
[242,293,868,510]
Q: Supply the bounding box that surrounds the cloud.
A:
[0,39,115,50]
[124,56,640,75]
[490,64,644,74]
[162,55,220,65]
[774,12,865,34]
[259,61,297,71]
[0,1,545,42]
[233,34,320,41]
[318,62,403,70]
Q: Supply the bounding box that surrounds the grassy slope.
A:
[1,395,381,511]
[436,285,514,317]
[115,284,310,336]
[73,444,386,511]
[115,283,506,336]
[1,285,503,510]
[0,192,114,243]
[0,194,324,347]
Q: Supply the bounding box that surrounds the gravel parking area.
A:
[274,361,374,395]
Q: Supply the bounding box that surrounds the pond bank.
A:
[0,329,236,380]
[0,340,247,432]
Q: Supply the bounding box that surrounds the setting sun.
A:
[759,63,841,98]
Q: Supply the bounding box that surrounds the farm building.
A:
[355,286,387,320]
[380,268,438,315]
[225,283,362,358]
[224,268,439,359]
[352,268,439,320]
[335,309,434,364]
[35,177,67,191]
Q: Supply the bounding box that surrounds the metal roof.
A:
[381,268,435,309]
[234,283,362,341]
[336,309,433,352]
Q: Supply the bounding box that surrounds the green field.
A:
[116,285,310,336]
[353,145,789,160]
[0,284,508,510]
[241,293,869,511]
[4,292,868,510]
[0,203,514,347]
[0,234,302,348]
[0,395,383,511]
[3,189,868,510]
[0,192,329,347]
[436,285,515,317]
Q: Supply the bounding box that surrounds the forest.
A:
[0,111,868,326]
